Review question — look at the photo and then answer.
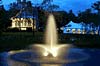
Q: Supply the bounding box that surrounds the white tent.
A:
[63,21,85,34]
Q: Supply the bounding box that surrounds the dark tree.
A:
[41,0,59,12]
[78,9,93,23]
[0,5,11,34]
[77,8,99,33]
[60,11,69,26]
[8,3,20,18]
[67,10,77,22]
[38,9,47,31]
[92,1,100,24]
[92,1,100,15]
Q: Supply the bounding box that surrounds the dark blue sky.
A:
[1,0,99,14]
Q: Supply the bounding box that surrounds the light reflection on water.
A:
[41,64,62,66]
[0,48,100,66]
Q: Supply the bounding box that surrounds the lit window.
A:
[21,28,26,30]
[21,18,23,20]
[72,29,76,33]
[77,29,81,34]
[95,30,98,34]
[82,30,86,34]
[15,22,18,27]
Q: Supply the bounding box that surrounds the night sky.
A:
[1,0,99,14]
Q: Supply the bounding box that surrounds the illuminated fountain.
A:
[34,14,70,57]
[8,14,89,66]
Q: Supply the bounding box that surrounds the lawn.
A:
[0,32,100,52]
[0,32,44,52]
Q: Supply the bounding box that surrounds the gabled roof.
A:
[15,10,34,18]
[65,21,84,29]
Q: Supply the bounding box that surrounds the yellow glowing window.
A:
[72,29,75,32]
[21,28,26,30]
[77,29,81,34]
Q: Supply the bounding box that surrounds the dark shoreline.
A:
[0,32,100,52]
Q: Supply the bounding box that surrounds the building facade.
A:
[10,0,38,31]
[63,21,86,34]
[11,17,36,30]
[63,21,99,35]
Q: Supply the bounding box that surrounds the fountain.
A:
[33,14,71,57]
[8,14,89,66]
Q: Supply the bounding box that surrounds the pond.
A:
[0,48,100,66]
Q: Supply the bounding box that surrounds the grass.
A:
[0,32,44,52]
[0,32,100,52]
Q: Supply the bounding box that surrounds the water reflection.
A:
[41,64,62,66]
[0,48,100,66]
[0,52,8,66]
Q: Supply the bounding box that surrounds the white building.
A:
[63,21,86,34]
[10,0,38,31]
[10,11,36,31]
[63,21,100,35]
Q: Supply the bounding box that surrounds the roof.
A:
[64,21,84,29]
[15,10,34,18]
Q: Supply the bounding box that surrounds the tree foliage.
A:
[0,0,100,32]
[67,10,77,22]
[92,1,100,12]
[0,6,11,33]
[92,1,100,25]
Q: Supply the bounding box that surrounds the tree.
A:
[47,4,59,12]
[67,10,77,22]
[92,1,100,34]
[92,1,100,24]
[27,1,33,13]
[77,8,100,34]
[8,3,20,18]
[77,9,92,32]
[92,1,100,14]
[90,13,99,26]
[38,9,47,31]
[0,6,11,34]
[41,0,59,12]
[78,9,93,23]
[60,11,69,26]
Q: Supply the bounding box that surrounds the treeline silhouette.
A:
[0,1,100,33]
